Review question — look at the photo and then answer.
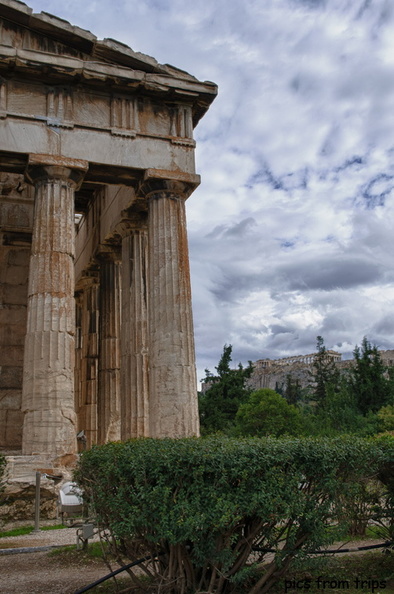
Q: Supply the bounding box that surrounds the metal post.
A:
[33,471,41,533]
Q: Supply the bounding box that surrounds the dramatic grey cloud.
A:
[27,0,394,382]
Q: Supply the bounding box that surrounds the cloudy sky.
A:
[26,0,394,381]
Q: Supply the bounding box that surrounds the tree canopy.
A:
[236,388,304,437]
[199,344,253,433]
[199,337,394,439]
[308,335,340,408]
[350,337,393,415]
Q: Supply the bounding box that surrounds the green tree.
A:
[235,388,304,437]
[284,374,303,405]
[309,336,340,408]
[350,337,393,415]
[199,345,254,433]
[377,405,394,432]
[306,378,379,437]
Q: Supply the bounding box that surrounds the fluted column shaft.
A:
[22,160,87,461]
[75,278,99,449]
[98,255,121,443]
[120,225,149,439]
[74,292,83,449]
[147,192,199,437]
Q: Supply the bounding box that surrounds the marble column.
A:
[74,291,84,449]
[118,219,149,439]
[75,276,99,449]
[22,156,87,462]
[97,251,121,443]
[144,182,199,437]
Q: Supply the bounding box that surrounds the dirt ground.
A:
[0,528,121,594]
[0,549,112,594]
[0,530,390,594]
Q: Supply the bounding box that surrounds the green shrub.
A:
[235,389,305,437]
[377,404,394,432]
[370,434,394,542]
[75,436,393,594]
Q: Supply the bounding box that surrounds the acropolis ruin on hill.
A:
[248,349,394,393]
[200,349,394,394]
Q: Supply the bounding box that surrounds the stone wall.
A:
[0,456,62,523]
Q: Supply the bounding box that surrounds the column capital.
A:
[96,244,122,263]
[25,154,88,190]
[75,270,100,293]
[138,168,200,200]
[115,211,148,239]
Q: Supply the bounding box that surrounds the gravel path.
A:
[0,529,114,594]
[0,527,99,551]
[0,550,110,594]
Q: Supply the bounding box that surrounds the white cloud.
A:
[26,0,394,380]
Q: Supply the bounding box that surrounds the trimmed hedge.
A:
[75,436,394,594]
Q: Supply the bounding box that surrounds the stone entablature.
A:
[0,0,217,465]
[0,2,215,178]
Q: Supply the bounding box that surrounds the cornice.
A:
[0,1,217,122]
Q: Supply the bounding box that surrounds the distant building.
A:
[255,350,342,369]
[249,349,394,393]
[201,349,394,395]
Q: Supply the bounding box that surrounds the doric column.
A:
[140,175,200,437]
[118,217,149,439]
[22,155,88,463]
[97,250,121,443]
[74,291,84,449]
[75,275,99,449]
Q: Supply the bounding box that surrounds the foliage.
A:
[235,389,304,437]
[75,436,394,594]
[200,337,394,440]
[377,404,394,432]
[198,337,394,440]
[199,344,254,433]
[308,336,340,408]
[337,478,385,537]
[302,380,380,438]
[284,374,304,405]
[350,337,393,415]
[275,375,306,405]
[372,434,394,542]
[298,336,394,437]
